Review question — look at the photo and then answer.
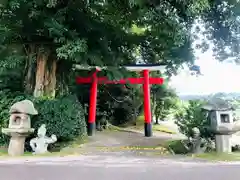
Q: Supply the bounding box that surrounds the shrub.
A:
[165,140,189,154]
[32,95,87,142]
[0,90,26,146]
[0,91,86,150]
[175,100,213,139]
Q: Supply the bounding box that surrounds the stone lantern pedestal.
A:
[2,128,34,156]
[215,135,231,153]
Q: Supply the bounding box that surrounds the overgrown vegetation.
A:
[175,100,213,139]
[31,95,86,142]
[1,0,240,152]
[0,91,87,149]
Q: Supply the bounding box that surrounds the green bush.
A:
[175,100,213,139]
[165,140,189,154]
[0,90,26,146]
[0,92,86,150]
[32,95,87,142]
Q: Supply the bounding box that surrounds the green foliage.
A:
[77,83,143,126]
[0,91,26,146]
[151,79,179,122]
[200,0,240,62]
[0,44,25,93]
[0,0,214,80]
[32,95,87,142]
[105,85,142,125]
[165,140,189,154]
[0,92,86,148]
[175,100,213,139]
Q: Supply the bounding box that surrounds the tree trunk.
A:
[44,57,57,97]
[33,48,57,98]
[24,45,36,94]
[152,94,157,123]
[56,60,70,96]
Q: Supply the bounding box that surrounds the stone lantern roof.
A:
[201,98,235,111]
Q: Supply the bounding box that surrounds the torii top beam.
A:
[73,64,167,72]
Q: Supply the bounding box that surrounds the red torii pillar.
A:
[87,70,98,136]
[142,70,152,136]
[75,65,165,137]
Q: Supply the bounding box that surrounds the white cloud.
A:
[170,49,240,95]
[169,21,240,95]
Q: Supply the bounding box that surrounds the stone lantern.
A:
[202,98,240,153]
[2,100,38,156]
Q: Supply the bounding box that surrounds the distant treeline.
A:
[179,92,240,101]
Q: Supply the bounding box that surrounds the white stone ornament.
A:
[30,124,57,154]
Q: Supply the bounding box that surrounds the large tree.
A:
[197,0,240,62]
[0,0,228,98]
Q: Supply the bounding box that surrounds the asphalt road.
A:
[1,155,240,180]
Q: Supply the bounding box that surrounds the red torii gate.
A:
[75,64,166,137]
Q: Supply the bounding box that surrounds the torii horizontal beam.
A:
[76,77,164,85]
[74,64,167,72]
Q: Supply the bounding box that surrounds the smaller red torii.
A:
[75,64,165,137]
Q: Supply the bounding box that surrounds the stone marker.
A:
[181,127,210,154]
[30,124,57,154]
[2,100,37,156]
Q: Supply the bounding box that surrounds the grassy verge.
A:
[119,115,177,134]
[109,123,176,134]
[0,150,73,158]
[92,145,170,156]
[163,140,189,154]
[107,124,123,131]
[0,135,88,158]
[193,153,240,161]
[0,149,84,158]
[152,125,176,134]
[164,140,240,161]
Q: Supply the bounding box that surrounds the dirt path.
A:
[66,130,186,156]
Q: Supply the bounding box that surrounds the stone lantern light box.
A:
[202,99,236,133]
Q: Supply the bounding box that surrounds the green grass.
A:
[163,140,189,154]
[164,140,240,161]
[152,125,176,134]
[0,149,84,158]
[109,115,177,134]
[193,152,240,161]
[107,124,123,131]
[0,149,8,156]
[92,145,170,156]
[0,135,88,158]
[131,115,177,134]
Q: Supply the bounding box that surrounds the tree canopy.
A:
[0,0,239,97]
[201,0,240,62]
